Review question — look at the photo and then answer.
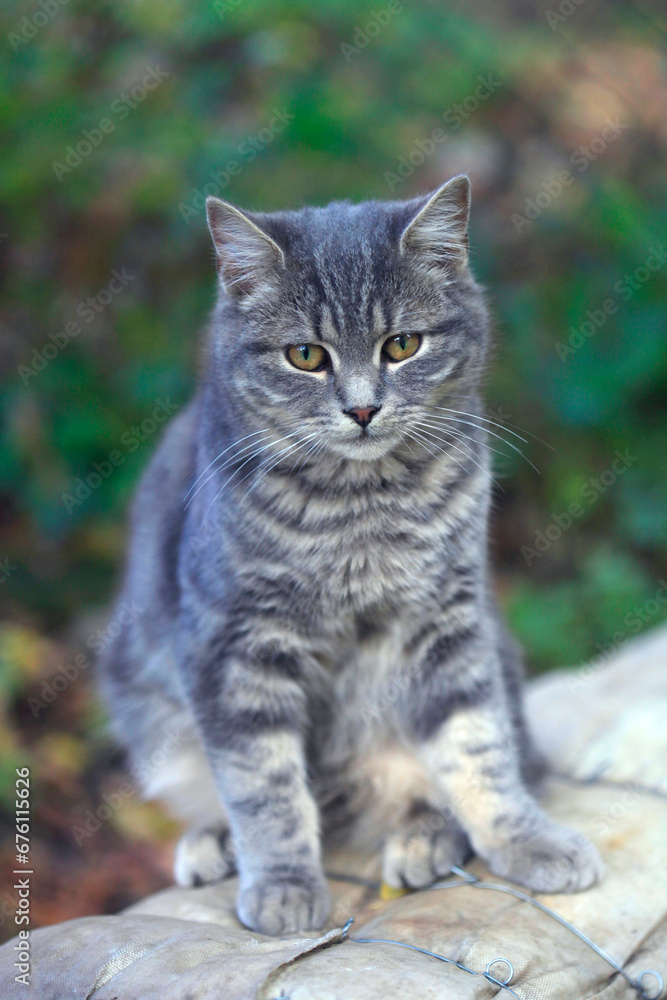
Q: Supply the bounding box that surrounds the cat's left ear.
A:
[399,175,470,270]
[206,196,286,296]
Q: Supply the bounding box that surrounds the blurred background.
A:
[0,0,665,939]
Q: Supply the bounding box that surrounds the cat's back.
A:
[116,399,198,634]
[97,399,197,738]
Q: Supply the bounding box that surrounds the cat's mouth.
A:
[351,425,381,446]
[331,425,400,462]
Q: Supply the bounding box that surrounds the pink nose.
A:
[344,405,380,428]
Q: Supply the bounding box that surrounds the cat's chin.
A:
[330,433,400,463]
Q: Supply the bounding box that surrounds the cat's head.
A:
[205,177,489,462]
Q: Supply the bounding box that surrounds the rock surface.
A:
[2,625,667,999]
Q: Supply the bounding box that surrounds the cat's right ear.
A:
[399,175,471,272]
[206,197,285,297]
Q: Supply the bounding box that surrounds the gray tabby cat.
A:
[100,176,602,936]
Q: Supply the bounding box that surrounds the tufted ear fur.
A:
[206,197,286,296]
[399,175,471,270]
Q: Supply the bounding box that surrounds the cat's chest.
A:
[319,530,431,611]
[288,492,446,615]
[246,456,473,618]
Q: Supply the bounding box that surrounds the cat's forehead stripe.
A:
[319,303,338,342]
[372,300,388,337]
[308,247,393,344]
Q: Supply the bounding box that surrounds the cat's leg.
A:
[186,637,331,936]
[118,711,237,887]
[404,629,603,893]
[382,802,470,889]
[174,823,236,886]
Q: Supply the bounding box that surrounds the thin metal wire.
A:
[325,870,381,889]
[432,867,664,1000]
[329,868,664,1000]
[341,918,521,997]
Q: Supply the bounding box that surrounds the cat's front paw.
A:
[237,868,331,936]
[174,824,236,887]
[382,808,470,889]
[484,822,603,893]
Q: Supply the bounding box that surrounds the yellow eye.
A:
[286,344,328,371]
[382,332,421,362]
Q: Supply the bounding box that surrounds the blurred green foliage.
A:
[1,0,666,673]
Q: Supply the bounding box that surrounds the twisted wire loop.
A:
[486,958,515,987]
[334,869,665,1000]
[341,917,520,997]
[439,868,665,1000]
[638,972,664,1000]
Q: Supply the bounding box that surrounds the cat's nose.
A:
[344,405,380,428]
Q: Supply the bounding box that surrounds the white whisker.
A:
[416,417,517,467]
[240,435,319,501]
[430,408,541,474]
[439,396,555,450]
[292,436,325,476]
[184,433,279,510]
[412,420,503,491]
[407,427,469,477]
[183,428,271,503]
[200,430,304,526]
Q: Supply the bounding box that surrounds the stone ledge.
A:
[3,625,667,1000]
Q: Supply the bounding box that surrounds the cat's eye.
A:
[382,332,421,362]
[286,344,328,372]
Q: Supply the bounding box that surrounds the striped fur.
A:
[100,177,602,936]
